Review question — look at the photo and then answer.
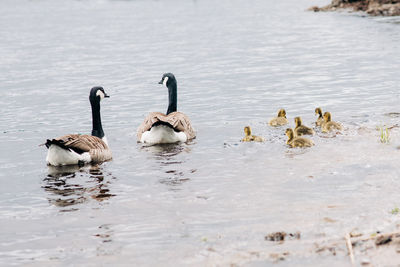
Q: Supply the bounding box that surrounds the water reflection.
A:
[140,143,190,159]
[43,165,115,211]
[141,143,195,190]
[94,224,114,244]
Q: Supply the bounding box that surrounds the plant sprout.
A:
[378,126,390,144]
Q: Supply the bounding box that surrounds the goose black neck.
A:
[166,80,177,115]
[90,100,104,139]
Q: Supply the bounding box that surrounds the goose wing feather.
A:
[294,125,315,136]
[49,134,107,151]
[46,134,111,163]
[137,111,195,141]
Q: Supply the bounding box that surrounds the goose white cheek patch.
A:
[96,90,105,100]
[163,77,169,87]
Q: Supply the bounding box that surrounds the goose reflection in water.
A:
[43,164,115,211]
[141,143,196,190]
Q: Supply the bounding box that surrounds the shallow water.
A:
[1,0,400,265]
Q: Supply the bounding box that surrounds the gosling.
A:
[269,109,289,126]
[285,128,314,148]
[294,116,315,136]
[242,126,265,142]
[315,107,324,126]
[321,112,343,133]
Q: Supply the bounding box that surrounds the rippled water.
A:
[1,0,400,265]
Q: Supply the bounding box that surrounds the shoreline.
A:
[309,0,400,16]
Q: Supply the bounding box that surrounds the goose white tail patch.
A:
[163,76,169,87]
[46,145,91,166]
[141,125,187,144]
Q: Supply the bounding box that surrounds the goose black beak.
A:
[104,93,110,98]
[158,80,163,84]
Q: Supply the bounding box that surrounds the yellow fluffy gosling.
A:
[285,128,314,148]
[321,112,343,133]
[242,126,265,142]
[269,109,289,126]
[294,116,315,136]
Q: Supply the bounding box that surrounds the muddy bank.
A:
[259,230,400,265]
[309,0,400,16]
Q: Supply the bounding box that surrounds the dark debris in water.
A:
[269,251,290,262]
[375,235,393,246]
[265,231,301,242]
[266,232,285,241]
[314,242,341,256]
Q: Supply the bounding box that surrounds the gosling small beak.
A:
[158,80,163,85]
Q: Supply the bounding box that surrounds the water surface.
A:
[1,0,400,265]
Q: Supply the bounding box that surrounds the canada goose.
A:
[321,112,343,133]
[294,116,315,136]
[315,107,324,126]
[137,73,195,144]
[45,87,112,166]
[285,128,314,148]
[269,109,289,126]
[241,126,265,142]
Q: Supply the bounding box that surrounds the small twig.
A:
[355,231,400,242]
[387,124,399,130]
[345,233,355,266]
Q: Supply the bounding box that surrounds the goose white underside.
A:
[140,125,187,144]
[46,145,91,166]
[46,136,109,166]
